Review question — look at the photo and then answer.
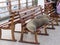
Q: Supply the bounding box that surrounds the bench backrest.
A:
[6,5,43,27]
[17,5,44,26]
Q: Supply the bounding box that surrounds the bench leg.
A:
[44,26,49,35]
[55,18,59,26]
[11,30,16,41]
[34,31,40,44]
[19,28,24,41]
[37,25,49,36]
[50,21,55,29]
[11,25,17,41]
[47,21,55,29]
[19,27,40,44]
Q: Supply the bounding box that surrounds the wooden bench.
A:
[45,2,59,26]
[13,5,49,44]
[0,5,55,42]
[0,6,44,41]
